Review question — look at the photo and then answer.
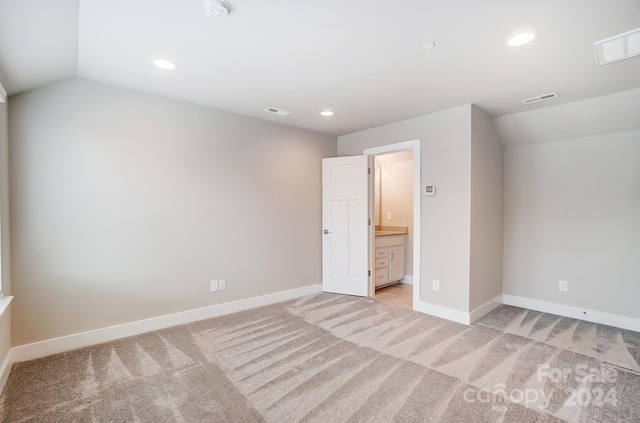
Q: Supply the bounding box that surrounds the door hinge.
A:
[368,270,371,277]
[368,167,371,174]
[368,219,371,226]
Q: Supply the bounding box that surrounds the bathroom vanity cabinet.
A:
[374,234,406,288]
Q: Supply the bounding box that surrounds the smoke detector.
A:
[204,0,230,18]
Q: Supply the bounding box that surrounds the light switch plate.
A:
[559,280,568,292]
[210,280,219,292]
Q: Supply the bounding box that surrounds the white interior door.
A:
[322,155,369,296]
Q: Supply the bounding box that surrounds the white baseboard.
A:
[0,348,13,396]
[401,275,413,285]
[0,296,13,396]
[412,293,640,332]
[413,294,503,326]
[11,284,322,364]
[469,295,503,324]
[413,299,471,325]
[503,294,640,332]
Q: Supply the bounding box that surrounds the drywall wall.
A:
[469,106,503,311]
[377,151,414,277]
[503,129,640,318]
[494,88,640,147]
[339,105,472,312]
[9,78,336,345]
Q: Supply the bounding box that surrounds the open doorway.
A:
[371,151,414,308]
[364,140,421,311]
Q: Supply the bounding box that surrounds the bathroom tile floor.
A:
[374,283,412,309]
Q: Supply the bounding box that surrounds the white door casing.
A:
[322,155,369,296]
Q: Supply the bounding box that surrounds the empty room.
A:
[0,0,639,422]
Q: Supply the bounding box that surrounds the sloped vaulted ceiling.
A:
[0,0,639,135]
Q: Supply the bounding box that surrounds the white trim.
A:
[363,139,421,314]
[469,295,503,324]
[0,297,14,395]
[503,294,640,332]
[0,349,13,394]
[0,296,13,318]
[363,140,419,156]
[413,299,471,325]
[367,155,375,297]
[409,295,503,326]
[11,284,322,364]
[0,82,6,103]
[401,275,413,285]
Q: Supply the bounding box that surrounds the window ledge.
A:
[0,296,13,318]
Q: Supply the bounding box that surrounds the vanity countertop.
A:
[374,226,408,237]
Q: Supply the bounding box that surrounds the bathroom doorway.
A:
[364,140,420,310]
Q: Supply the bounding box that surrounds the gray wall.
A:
[338,105,473,312]
[9,78,336,345]
[503,130,640,318]
[469,106,503,311]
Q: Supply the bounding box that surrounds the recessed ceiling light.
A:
[320,111,334,117]
[508,32,535,47]
[153,59,176,70]
[421,42,436,50]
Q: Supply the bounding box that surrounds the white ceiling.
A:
[1,0,639,136]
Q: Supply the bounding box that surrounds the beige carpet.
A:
[1,293,639,422]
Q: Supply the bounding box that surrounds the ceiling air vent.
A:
[263,107,291,116]
[593,28,640,66]
[521,92,559,105]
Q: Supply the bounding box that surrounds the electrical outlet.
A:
[559,280,568,292]
[432,280,440,292]
[219,278,227,290]
[210,280,219,292]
